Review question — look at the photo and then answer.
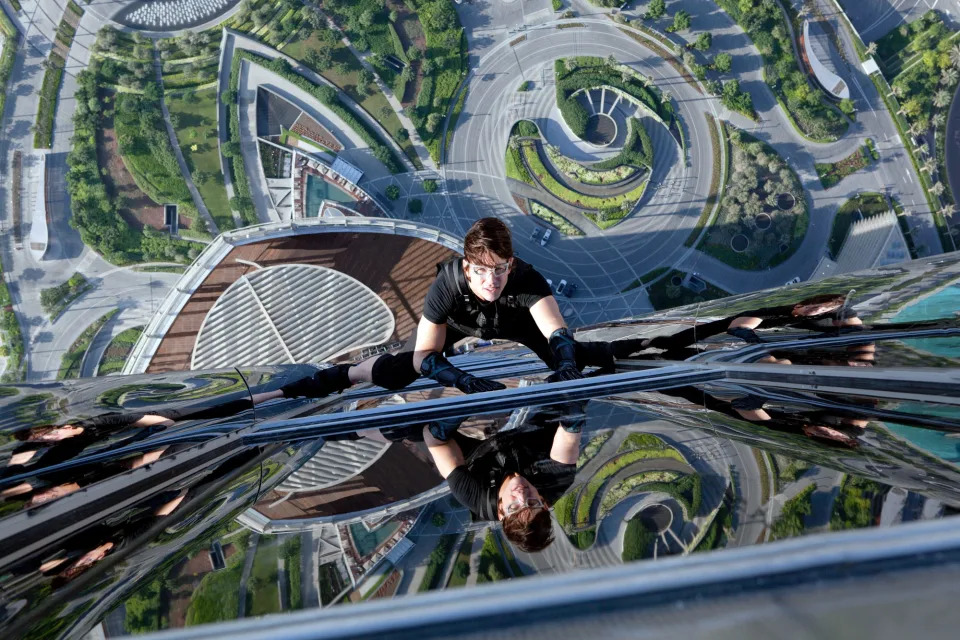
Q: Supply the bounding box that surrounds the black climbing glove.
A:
[420,352,505,394]
[547,328,584,382]
[727,327,764,344]
[280,364,352,398]
[425,416,467,442]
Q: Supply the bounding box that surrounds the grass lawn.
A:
[445,532,474,588]
[97,325,143,375]
[40,273,91,321]
[283,28,420,168]
[646,270,730,311]
[247,542,280,616]
[186,543,247,626]
[165,88,235,232]
[815,146,871,189]
[476,531,510,583]
[828,192,889,257]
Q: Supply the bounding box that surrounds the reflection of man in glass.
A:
[421,404,585,552]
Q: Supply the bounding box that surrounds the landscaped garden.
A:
[715,0,848,141]
[97,325,144,375]
[830,476,886,531]
[699,124,808,270]
[815,145,874,189]
[645,269,730,310]
[417,533,456,592]
[40,273,91,321]
[185,534,249,625]
[531,201,584,236]
[771,484,815,540]
[476,531,510,583]
[0,263,24,382]
[247,541,281,616]
[828,192,889,257]
[58,310,118,380]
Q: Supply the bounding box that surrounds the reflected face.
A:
[497,473,543,520]
[464,252,512,302]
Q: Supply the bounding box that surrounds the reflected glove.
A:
[280,364,352,398]
[731,395,767,411]
[420,352,505,394]
[426,416,466,442]
[727,327,764,344]
[547,328,584,382]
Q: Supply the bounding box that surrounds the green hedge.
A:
[591,118,653,170]
[418,534,456,592]
[0,264,24,382]
[35,53,65,148]
[40,272,91,320]
[0,27,18,130]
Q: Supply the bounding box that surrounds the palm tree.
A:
[866,41,877,56]
[890,85,904,99]
[941,67,959,86]
[933,112,947,128]
[908,122,923,137]
[921,158,936,174]
[951,43,960,69]
[660,90,672,104]
[931,181,946,197]
[917,143,930,157]
[939,205,954,220]
[933,90,952,109]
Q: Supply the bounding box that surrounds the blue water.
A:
[304,174,356,217]
[893,282,960,358]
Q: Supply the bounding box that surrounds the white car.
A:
[546,278,553,289]
[540,229,552,246]
[556,279,567,295]
[785,276,801,285]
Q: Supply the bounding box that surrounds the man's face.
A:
[464,252,512,302]
[497,473,544,520]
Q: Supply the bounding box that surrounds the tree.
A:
[693,32,712,51]
[421,59,434,75]
[646,0,666,20]
[385,184,400,200]
[921,158,936,174]
[933,112,946,128]
[714,52,733,73]
[307,48,332,71]
[389,9,399,22]
[866,41,877,56]
[933,89,951,109]
[317,85,337,104]
[407,45,421,61]
[397,127,409,141]
[931,181,945,197]
[408,198,423,214]
[941,68,958,86]
[951,43,960,69]
[358,67,375,91]
[426,112,442,133]
[335,61,351,76]
[359,10,376,28]
[222,141,241,157]
[606,54,617,68]
[668,10,691,33]
[423,178,438,193]
[908,122,923,137]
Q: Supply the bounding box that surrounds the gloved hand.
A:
[425,416,467,442]
[420,352,506,394]
[547,328,584,382]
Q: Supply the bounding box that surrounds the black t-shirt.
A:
[422,258,553,340]
[447,426,576,521]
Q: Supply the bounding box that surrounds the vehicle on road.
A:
[540,229,552,246]
[556,279,567,295]
[531,227,542,241]
[565,282,578,297]
[785,277,801,285]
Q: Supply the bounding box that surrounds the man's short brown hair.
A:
[502,507,554,552]
[464,217,513,264]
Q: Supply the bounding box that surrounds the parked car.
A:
[556,279,567,295]
[540,229,552,246]
[531,227,542,241]
[785,276,801,286]
[565,282,578,297]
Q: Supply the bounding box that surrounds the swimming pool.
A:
[304,173,356,217]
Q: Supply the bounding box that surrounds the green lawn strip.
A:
[618,432,668,453]
[530,201,584,236]
[828,192,888,257]
[445,532,474,588]
[0,26,15,125]
[476,531,510,583]
[646,269,730,310]
[226,55,256,226]
[622,265,669,293]
[693,499,734,553]
[247,542,281,616]
[0,263,25,382]
[185,539,248,626]
[97,325,143,375]
[443,82,469,162]
[164,88,235,232]
[67,0,84,17]
[686,113,725,247]
[521,142,646,211]
[771,484,815,540]
[57,309,118,380]
[417,533,457,592]
[281,536,302,610]
[35,53,65,148]
[752,449,771,505]
[714,0,847,141]
[505,141,534,184]
[237,50,406,174]
[552,489,577,531]
[815,146,871,189]
[574,447,686,526]
[498,531,524,577]
[599,471,681,519]
[41,273,92,321]
[621,514,658,561]
[123,579,167,634]
[281,26,420,169]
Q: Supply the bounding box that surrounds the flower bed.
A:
[544,144,638,185]
[530,201,585,236]
[815,146,871,189]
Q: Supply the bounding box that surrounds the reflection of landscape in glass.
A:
[350,520,402,557]
[304,174,356,217]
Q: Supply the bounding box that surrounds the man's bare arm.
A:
[550,427,581,465]
[413,316,448,372]
[529,295,567,339]
[423,425,465,478]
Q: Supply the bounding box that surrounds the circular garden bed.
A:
[731,234,749,253]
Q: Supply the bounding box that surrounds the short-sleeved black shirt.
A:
[446,426,576,521]
[422,258,553,340]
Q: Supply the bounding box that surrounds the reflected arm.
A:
[423,425,465,478]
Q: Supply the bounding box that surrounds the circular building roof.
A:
[192,264,395,369]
